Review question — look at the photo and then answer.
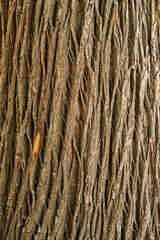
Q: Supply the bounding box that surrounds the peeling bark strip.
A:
[0,0,160,239]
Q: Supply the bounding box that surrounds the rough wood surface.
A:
[0,0,160,239]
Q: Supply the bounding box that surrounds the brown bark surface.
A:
[0,0,160,239]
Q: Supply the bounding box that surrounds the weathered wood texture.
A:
[0,0,160,239]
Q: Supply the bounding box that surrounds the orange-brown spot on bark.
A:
[32,132,41,160]
[150,136,154,151]
[156,79,159,97]
[42,65,46,76]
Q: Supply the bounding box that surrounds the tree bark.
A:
[0,0,160,239]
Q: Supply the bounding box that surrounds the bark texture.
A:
[0,0,160,239]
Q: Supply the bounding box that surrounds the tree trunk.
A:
[0,0,160,239]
